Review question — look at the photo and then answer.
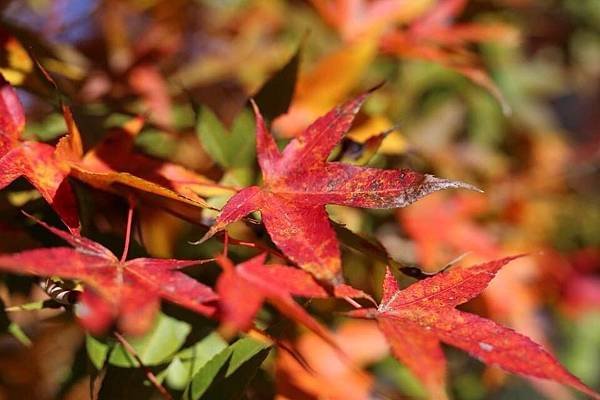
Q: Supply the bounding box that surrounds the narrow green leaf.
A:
[0,298,31,347]
[183,337,271,400]
[229,109,256,169]
[8,323,32,347]
[164,332,228,390]
[197,106,231,168]
[86,334,111,370]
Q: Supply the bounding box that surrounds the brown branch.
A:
[113,332,173,400]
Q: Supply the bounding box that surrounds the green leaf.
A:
[197,107,230,167]
[562,312,600,387]
[373,356,428,399]
[86,314,191,369]
[135,129,177,158]
[86,334,111,370]
[25,113,67,141]
[229,109,256,168]
[8,323,32,347]
[253,46,301,121]
[183,336,271,400]
[197,107,256,171]
[164,332,228,390]
[223,167,255,187]
[108,313,191,367]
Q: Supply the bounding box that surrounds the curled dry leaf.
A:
[200,92,480,284]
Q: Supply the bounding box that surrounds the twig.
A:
[249,327,316,375]
[225,236,286,259]
[113,332,173,400]
[223,231,229,258]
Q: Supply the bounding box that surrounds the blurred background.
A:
[0,0,598,399]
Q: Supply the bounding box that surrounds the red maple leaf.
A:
[215,253,372,345]
[198,92,478,284]
[0,215,217,335]
[0,76,79,233]
[347,257,600,399]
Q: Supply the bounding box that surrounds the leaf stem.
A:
[113,332,173,400]
[120,202,135,263]
[343,296,361,309]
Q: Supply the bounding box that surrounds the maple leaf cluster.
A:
[0,70,598,400]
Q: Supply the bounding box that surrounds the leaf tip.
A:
[422,174,483,194]
[366,80,386,94]
[20,210,44,226]
[249,98,260,116]
[501,100,513,117]
[189,227,217,245]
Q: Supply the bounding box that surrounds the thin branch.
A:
[249,327,316,375]
[113,332,173,400]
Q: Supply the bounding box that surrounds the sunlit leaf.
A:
[201,93,479,283]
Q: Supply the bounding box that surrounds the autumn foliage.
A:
[0,1,599,399]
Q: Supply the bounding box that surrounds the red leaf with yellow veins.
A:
[0,76,79,233]
[216,254,371,346]
[0,216,217,335]
[347,257,600,399]
[201,93,479,284]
